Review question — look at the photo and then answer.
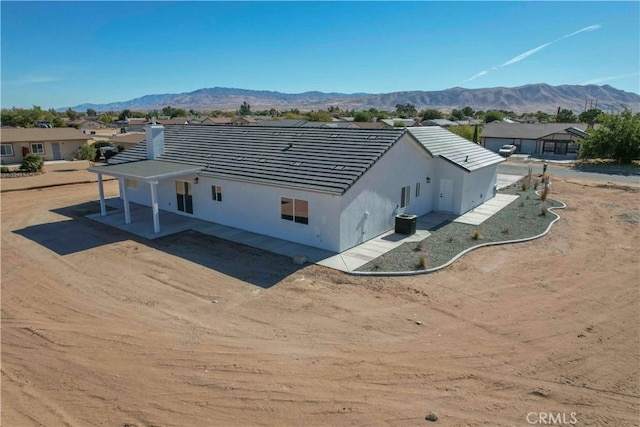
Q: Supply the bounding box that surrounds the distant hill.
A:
[69,84,640,114]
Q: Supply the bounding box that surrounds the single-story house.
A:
[481,122,591,157]
[380,118,419,127]
[352,122,393,129]
[422,119,458,127]
[88,125,504,253]
[1,127,91,164]
[67,119,105,131]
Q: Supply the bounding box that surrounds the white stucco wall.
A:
[123,173,342,252]
[338,135,434,251]
[460,165,499,214]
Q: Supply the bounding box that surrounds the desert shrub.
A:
[533,179,539,190]
[76,144,97,161]
[521,180,529,191]
[519,201,525,207]
[541,186,549,202]
[502,226,510,234]
[472,230,482,240]
[447,236,454,243]
[1,166,9,173]
[20,153,43,172]
[418,254,427,269]
[540,205,548,216]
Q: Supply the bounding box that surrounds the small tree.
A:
[580,110,640,164]
[238,101,251,116]
[76,144,97,161]
[556,108,577,123]
[20,153,44,172]
[422,109,443,120]
[484,110,504,123]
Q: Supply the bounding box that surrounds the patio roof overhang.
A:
[88,159,203,183]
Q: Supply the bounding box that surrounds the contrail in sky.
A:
[582,72,640,85]
[459,24,602,84]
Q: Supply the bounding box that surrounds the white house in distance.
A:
[88,124,504,253]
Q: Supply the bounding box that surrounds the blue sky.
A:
[1,1,639,109]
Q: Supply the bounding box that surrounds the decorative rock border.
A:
[349,194,566,277]
[1,171,45,178]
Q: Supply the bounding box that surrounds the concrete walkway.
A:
[83,173,525,274]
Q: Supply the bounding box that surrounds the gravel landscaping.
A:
[356,179,564,273]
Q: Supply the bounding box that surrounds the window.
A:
[400,186,410,208]
[0,144,13,156]
[281,197,309,225]
[415,182,421,198]
[211,185,222,202]
[30,143,45,154]
[125,179,137,189]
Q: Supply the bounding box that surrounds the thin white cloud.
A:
[582,72,640,85]
[3,76,60,85]
[500,42,553,67]
[458,24,602,85]
[561,24,601,39]
[460,70,488,84]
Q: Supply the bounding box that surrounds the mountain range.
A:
[70,83,640,115]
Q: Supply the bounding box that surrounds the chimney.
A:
[145,120,164,160]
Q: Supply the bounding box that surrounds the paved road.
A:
[498,160,640,184]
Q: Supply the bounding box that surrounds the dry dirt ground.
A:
[1,176,639,426]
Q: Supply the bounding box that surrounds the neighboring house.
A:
[68,119,105,131]
[301,121,358,128]
[422,119,458,127]
[257,119,310,127]
[88,125,504,253]
[380,118,419,127]
[230,116,258,126]
[201,117,235,126]
[481,122,590,157]
[352,122,393,129]
[0,128,91,164]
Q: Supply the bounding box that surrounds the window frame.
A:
[0,144,14,156]
[415,182,421,198]
[281,197,309,225]
[30,143,45,155]
[211,185,222,202]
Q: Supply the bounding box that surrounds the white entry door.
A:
[438,179,454,212]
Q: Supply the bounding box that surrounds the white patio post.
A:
[97,173,106,216]
[121,178,131,224]
[150,181,160,233]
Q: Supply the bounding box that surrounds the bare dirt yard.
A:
[2,176,639,426]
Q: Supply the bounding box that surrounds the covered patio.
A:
[87,160,202,234]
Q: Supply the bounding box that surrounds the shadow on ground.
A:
[13,202,302,289]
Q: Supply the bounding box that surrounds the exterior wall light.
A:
[426,177,431,183]
[194,177,199,184]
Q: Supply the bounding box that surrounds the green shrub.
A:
[1,166,9,173]
[20,153,43,172]
[519,201,525,207]
[76,144,97,161]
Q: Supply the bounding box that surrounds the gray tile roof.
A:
[110,125,407,195]
[408,127,504,172]
[481,122,588,139]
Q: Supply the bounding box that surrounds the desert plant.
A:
[418,254,427,269]
[414,241,424,252]
[472,230,483,240]
[540,205,548,216]
[520,180,529,191]
[541,186,549,202]
[76,144,97,161]
[1,166,10,173]
[19,153,43,172]
[502,226,510,234]
[533,179,539,190]
[447,236,454,243]
[519,200,525,207]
